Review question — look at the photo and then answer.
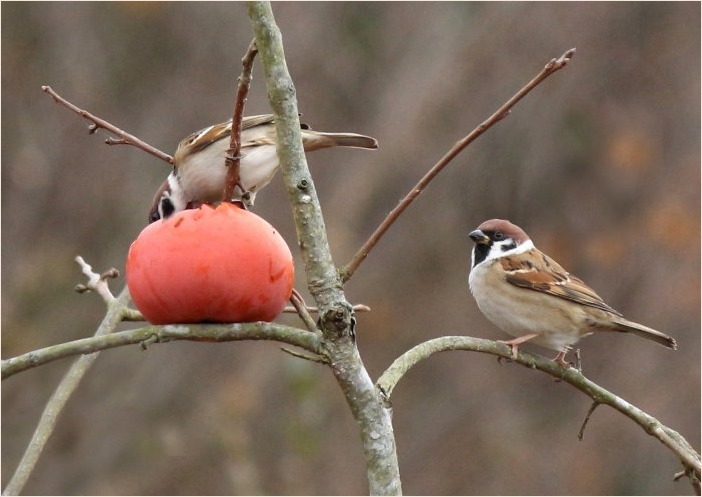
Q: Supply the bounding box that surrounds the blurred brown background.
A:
[2,2,699,495]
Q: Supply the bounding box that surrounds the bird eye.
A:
[494,231,504,240]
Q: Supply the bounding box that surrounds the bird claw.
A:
[496,341,519,363]
[553,351,574,369]
[497,333,539,361]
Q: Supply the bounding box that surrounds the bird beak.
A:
[469,229,490,245]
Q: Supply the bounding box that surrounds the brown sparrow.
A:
[467,219,677,367]
[149,114,378,222]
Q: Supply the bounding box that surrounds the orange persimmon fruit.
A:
[127,203,294,324]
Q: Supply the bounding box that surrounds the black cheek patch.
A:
[161,198,175,219]
[500,242,517,252]
[473,244,491,267]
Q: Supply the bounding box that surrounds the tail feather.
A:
[609,317,677,350]
[302,131,378,151]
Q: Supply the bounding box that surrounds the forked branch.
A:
[340,48,576,282]
[2,288,134,496]
[376,335,701,490]
[41,85,173,165]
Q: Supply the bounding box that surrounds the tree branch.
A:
[247,6,346,320]
[41,85,173,165]
[222,39,258,202]
[340,48,576,283]
[288,289,321,333]
[2,287,133,496]
[72,256,143,321]
[283,303,371,314]
[247,2,402,494]
[577,401,601,441]
[2,321,322,380]
[376,335,701,487]
[73,256,118,304]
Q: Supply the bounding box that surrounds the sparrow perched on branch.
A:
[467,219,677,367]
[149,114,378,223]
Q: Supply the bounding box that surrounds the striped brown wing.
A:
[500,249,622,316]
[175,114,313,162]
[241,114,276,130]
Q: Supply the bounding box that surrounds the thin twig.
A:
[2,288,132,496]
[74,257,142,321]
[74,256,117,304]
[283,303,371,313]
[280,346,329,364]
[41,85,173,165]
[578,401,600,440]
[340,48,576,283]
[222,39,258,201]
[289,289,320,333]
[121,307,145,322]
[674,469,701,495]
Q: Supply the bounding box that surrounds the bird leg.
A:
[498,333,540,360]
[552,350,574,369]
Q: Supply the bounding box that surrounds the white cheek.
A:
[486,239,534,262]
[166,174,187,211]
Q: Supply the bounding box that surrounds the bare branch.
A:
[222,39,258,202]
[2,321,321,380]
[577,401,601,440]
[376,335,701,482]
[283,303,371,313]
[674,468,701,495]
[340,48,576,283]
[247,3,401,494]
[289,288,320,333]
[104,137,130,146]
[74,256,118,304]
[2,287,132,496]
[281,346,329,364]
[41,85,173,165]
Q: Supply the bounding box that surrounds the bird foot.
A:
[497,340,520,361]
[497,333,540,361]
[553,350,574,369]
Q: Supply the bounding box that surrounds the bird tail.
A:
[301,131,378,151]
[608,317,677,350]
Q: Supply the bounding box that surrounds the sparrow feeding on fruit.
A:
[149,114,378,223]
[467,219,676,367]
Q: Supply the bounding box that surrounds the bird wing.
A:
[499,248,623,316]
[241,114,276,130]
[175,114,313,162]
